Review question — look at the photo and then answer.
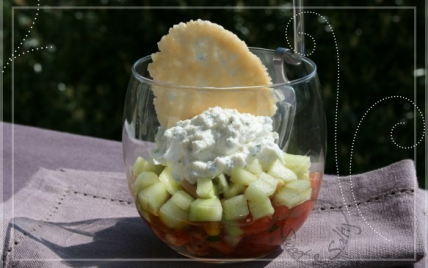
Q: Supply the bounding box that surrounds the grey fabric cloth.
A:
[2,123,124,202]
[2,123,427,267]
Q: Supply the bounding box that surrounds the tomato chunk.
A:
[186,236,212,256]
[241,216,275,235]
[234,226,282,257]
[272,203,290,221]
[207,240,235,255]
[309,172,321,199]
[165,229,191,246]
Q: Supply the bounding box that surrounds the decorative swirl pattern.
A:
[15,0,40,51]
[2,46,53,73]
[284,11,317,56]
[2,0,52,74]
[285,11,426,242]
[348,96,425,241]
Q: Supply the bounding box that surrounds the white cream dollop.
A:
[151,107,283,184]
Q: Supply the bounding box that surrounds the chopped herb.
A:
[269,224,279,233]
[206,236,221,242]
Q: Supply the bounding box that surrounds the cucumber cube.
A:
[139,207,151,223]
[170,190,195,211]
[259,172,280,189]
[224,235,243,246]
[299,170,310,181]
[196,177,218,198]
[245,159,263,176]
[143,161,165,175]
[213,174,229,194]
[248,197,275,220]
[222,194,249,221]
[223,182,246,198]
[283,153,311,179]
[159,167,182,194]
[133,171,159,194]
[159,199,189,229]
[274,180,312,208]
[189,198,223,222]
[224,224,244,237]
[138,182,171,214]
[286,180,311,191]
[245,175,278,202]
[267,159,298,183]
[231,167,258,185]
[132,157,147,177]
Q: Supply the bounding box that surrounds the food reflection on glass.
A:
[122,20,326,261]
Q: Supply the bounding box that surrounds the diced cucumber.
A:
[132,157,147,177]
[259,172,280,189]
[132,171,159,195]
[223,182,246,198]
[213,174,229,194]
[159,199,189,229]
[267,159,298,183]
[224,224,244,237]
[222,194,249,221]
[138,208,151,223]
[286,180,311,191]
[274,180,312,208]
[143,161,165,175]
[159,167,182,194]
[231,167,258,185]
[299,170,310,181]
[171,190,195,211]
[138,182,171,214]
[224,235,242,246]
[189,198,223,222]
[196,177,218,198]
[245,159,263,176]
[245,176,278,202]
[283,153,311,179]
[248,196,275,220]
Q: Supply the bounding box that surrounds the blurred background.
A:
[2,0,425,188]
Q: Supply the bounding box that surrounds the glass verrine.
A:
[122,48,326,261]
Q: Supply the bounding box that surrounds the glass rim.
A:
[131,47,318,90]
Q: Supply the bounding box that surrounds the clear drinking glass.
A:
[122,48,326,261]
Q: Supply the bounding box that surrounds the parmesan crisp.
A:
[148,19,277,128]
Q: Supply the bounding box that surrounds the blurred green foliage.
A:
[2,0,425,188]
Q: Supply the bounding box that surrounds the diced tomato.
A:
[234,226,282,257]
[150,224,168,242]
[186,236,212,256]
[241,216,275,235]
[144,214,168,241]
[309,172,321,199]
[207,240,235,255]
[272,202,290,221]
[281,202,313,238]
[281,219,296,239]
[288,200,313,218]
[238,213,253,225]
[189,230,208,241]
[165,229,191,247]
